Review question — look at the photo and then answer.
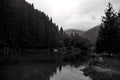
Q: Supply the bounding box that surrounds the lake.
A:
[0,63,91,80]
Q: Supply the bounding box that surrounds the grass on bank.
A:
[83,57,120,80]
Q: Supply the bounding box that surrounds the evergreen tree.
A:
[59,27,64,39]
[118,10,120,24]
[0,0,62,52]
[96,2,120,55]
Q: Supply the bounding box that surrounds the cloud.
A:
[26,0,120,31]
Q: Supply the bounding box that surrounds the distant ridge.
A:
[64,25,100,44]
[81,25,100,43]
[64,29,84,35]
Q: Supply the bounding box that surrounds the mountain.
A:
[64,29,84,35]
[81,25,100,43]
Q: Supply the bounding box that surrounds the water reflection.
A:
[0,63,90,80]
[50,65,90,80]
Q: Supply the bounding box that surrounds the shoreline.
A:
[82,57,120,80]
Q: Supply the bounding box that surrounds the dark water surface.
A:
[0,63,90,80]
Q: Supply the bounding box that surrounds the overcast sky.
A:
[26,0,120,31]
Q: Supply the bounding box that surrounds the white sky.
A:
[26,0,120,31]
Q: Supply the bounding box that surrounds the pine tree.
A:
[96,2,120,55]
[59,27,64,39]
[118,10,120,24]
[0,0,61,50]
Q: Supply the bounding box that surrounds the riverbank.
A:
[83,57,120,80]
[0,47,89,65]
[0,49,64,64]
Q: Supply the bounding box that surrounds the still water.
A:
[0,63,91,80]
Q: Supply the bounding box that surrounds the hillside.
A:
[0,0,60,49]
[64,29,84,35]
[81,25,100,43]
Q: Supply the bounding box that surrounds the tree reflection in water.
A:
[0,63,60,80]
[0,63,90,80]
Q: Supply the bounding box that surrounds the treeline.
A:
[63,33,92,51]
[96,2,120,56]
[61,33,92,62]
[0,0,94,63]
[0,0,64,50]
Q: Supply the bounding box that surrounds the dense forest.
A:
[2,0,120,62]
[0,0,91,62]
[0,0,64,50]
